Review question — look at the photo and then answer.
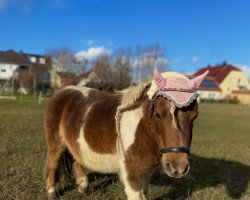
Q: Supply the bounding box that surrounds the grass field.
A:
[0,99,249,200]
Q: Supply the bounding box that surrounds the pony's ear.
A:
[154,65,167,90]
[188,70,209,90]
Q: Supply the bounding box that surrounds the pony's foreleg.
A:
[45,145,64,199]
[119,166,143,200]
[141,175,151,200]
[72,161,88,194]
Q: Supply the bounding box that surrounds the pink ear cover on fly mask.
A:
[153,66,209,108]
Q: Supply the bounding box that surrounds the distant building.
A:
[231,90,250,105]
[0,49,31,80]
[197,77,221,100]
[193,63,250,105]
[0,49,52,93]
[75,69,116,91]
[194,64,250,98]
[50,69,76,89]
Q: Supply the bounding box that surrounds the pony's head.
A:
[145,66,208,178]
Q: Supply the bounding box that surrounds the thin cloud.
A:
[191,56,200,63]
[235,64,250,80]
[131,55,169,69]
[75,46,110,62]
[86,39,95,46]
[50,0,64,9]
[0,0,32,13]
[0,0,6,11]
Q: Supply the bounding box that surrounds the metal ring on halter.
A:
[159,147,190,156]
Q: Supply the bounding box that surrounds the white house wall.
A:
[0,63,18,80]
[198,90,221,100]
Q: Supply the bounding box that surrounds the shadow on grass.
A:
[55,155,249,199]
[56,173,118,197]
[152,154,250,199]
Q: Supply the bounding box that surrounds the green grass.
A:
[0,100,249,200]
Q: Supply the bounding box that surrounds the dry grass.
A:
[0,100,249,200]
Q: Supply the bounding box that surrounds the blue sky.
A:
[1,0,250,77]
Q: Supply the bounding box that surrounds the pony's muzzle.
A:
[164,161,190,178]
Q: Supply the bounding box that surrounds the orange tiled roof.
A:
[193,64,241,84]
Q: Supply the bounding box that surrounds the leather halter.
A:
[159,147,190,156]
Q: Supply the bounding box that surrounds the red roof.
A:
[232,90,250,95]
[193,64,241,84]
[187,75,221,91]
[199,87,221,91]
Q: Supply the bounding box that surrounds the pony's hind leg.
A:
[72,161,88,194]
[45,141,64,199]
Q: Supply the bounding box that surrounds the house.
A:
[75,69,116,91]
[0,49,31,79]
[187,73,221,101]
[231,90,250,105]
[194,63,250,98]
[50,69,76,89]
[0,49,52,93]
[197,77,221,101]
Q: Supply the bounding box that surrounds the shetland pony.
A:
[44,68,208,199]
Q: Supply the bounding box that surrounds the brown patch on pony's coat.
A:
[83,90,122,154]
[45,87,122,159]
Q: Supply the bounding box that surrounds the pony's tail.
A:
[58,149,74,182]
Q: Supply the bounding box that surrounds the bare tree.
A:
[132,43,168,83]
[112,47,132,89]
[93,54,115,84]
[46,47,87,74]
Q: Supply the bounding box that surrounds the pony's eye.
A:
[155,112,161,119]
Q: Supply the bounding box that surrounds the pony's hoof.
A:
[47,192,56,200]
[78,185,87,194]
[47,187,56,199]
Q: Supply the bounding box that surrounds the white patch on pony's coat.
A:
[64,85,94,97]
[119,160,143,200]
[170,102,178,130]
[77,106,119,173]
[120,107,143,151]
[77,128,119,173]
[118,107,144,199]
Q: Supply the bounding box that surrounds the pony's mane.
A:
[115,81,151,144]
[119,81,151,112]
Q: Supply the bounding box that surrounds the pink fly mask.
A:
[148,67,209,108]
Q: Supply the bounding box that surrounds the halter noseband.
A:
[159,147,190,156]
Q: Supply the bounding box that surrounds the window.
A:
[209,93,215,99]
[238,78,241,84]
[39,57,46,64]
[200,79,218,88]
[30,56,37,63]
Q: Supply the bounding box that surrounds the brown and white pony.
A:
[44,70,204,200]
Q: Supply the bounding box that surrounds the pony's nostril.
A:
[165,162,171,170]
[183,163,190,174]
[165,162,176,172]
